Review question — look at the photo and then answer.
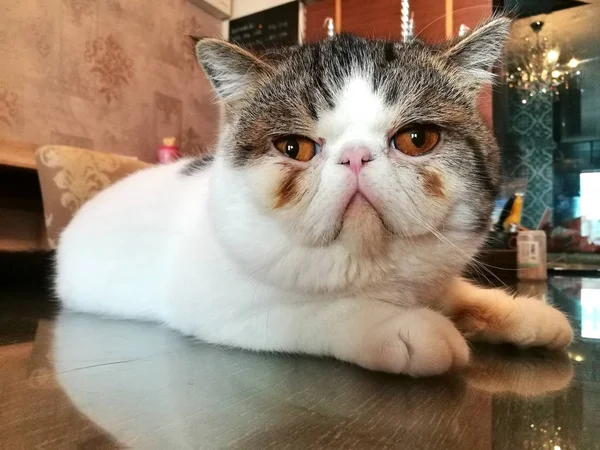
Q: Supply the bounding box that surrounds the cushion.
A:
[36,146,151,248]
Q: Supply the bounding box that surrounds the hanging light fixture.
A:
[324,17,335,38]
[505,21,580,102]
[324,0,342,39]
[401,0,414,42]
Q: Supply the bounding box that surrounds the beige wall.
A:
[0,0,223,162]
[230,0,293,19]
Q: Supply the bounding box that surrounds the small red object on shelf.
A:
[158,137,181,164]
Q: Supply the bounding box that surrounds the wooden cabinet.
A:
[0,141,46,251]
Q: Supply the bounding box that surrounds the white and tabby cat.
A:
[55,17,573,376]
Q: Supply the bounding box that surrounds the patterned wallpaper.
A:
[505,92,554,229]
[0,0,222,162]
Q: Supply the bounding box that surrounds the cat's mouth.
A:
[342,185,384,220]
[342,192,375,217]
[345,192,371,210]
[339,190,398,240]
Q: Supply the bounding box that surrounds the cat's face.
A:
[197,18,509,256]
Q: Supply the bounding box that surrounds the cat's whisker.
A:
[427,226,508,289]
[467,258,504,289]
[414,5,510,42]
[413,13,449,41]
[398,205,510,289]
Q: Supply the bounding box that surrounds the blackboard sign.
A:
[229,1,299,50]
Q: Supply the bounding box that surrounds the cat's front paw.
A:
[359,308,470,376]
[456,296,573,350]
[507,297,573,350]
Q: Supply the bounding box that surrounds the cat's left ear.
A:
[442,16,511,84]
[196,38,271,107]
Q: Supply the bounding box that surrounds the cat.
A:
[55,16,573,377]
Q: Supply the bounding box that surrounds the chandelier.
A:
[401,0,414,42]
[506,21,580,103]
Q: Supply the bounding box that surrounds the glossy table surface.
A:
[1,276,599,449]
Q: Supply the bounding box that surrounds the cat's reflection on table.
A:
[48,311,573,449]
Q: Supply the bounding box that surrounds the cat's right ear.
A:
[442,16,511,85]
[195,39,271,107]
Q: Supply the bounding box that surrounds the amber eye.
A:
[274,136,319,162]
[391,127,440,156]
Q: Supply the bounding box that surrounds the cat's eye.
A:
[391,126,440,156]
[273,136,319,162]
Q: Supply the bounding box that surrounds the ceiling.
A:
[496,0,589,18]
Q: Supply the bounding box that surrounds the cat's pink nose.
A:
[339,147,373,174]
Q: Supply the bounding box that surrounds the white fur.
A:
[56,77,572,376]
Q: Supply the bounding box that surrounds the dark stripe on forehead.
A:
[180,155,215,175]
[310,45,335,109]
[329,35,358,78]
[315,77,335,109]
[301,89,319,120]
[379,75,400,105]
[373,42,397,101]
[384,42,395,62]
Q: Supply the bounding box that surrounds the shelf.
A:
[0,139,38,170]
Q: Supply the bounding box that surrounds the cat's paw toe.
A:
[547,325,573,350]
[511,297,573,350]
[362,309,470,376]
[539,305,573,350]
[402,310,470,376]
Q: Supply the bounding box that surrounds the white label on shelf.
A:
[518,240,539,268]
